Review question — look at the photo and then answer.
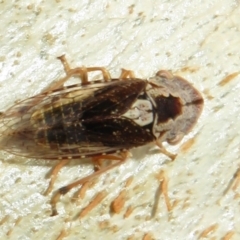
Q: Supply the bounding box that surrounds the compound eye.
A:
[167,133,184,145]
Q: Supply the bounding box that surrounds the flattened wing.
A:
[79,79,146,119]
[0,79,152,159]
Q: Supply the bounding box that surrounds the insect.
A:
[0,56,203,215]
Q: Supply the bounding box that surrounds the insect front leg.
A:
[155,140,176,160]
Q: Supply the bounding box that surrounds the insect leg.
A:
[47,56,135,92]
[119,68,136,79]
[155,140,176,160]
[91,154,123,171]
[50,152,129,216]
[61,153,129,194]
[43,56,111,92]
[84,67,112,81]
[57,55,112,84]
[44,159,71,195]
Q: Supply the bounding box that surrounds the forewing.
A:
[79,79,147,119]
[0,79,150,159]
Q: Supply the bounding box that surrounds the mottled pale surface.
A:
[0,1,239,240]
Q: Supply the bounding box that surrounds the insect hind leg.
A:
[50,152,129,216]
[44,159,71,195]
